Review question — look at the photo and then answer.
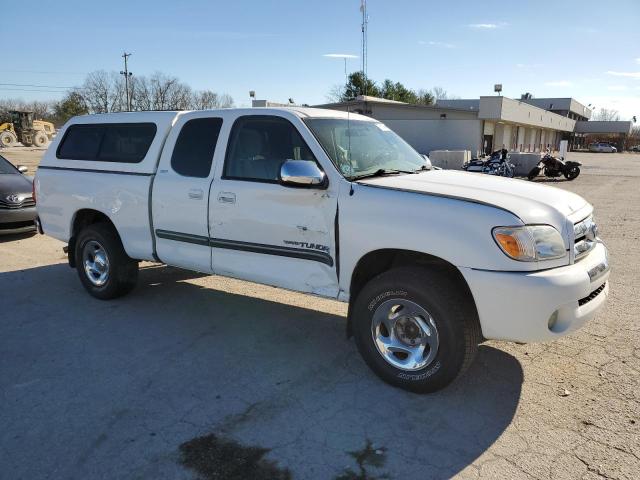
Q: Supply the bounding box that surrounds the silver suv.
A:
[589,142,617,153]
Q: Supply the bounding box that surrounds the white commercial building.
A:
[315,95,632,155]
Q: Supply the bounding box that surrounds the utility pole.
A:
[360,0,368,96]
[120,52,132,111]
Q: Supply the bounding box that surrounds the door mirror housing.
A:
[279,160,326,188]
[17,165,28,173]
[421,154,433,170]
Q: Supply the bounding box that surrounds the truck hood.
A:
[357,170,589,229]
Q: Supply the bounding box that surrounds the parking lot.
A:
[1,150,639,479]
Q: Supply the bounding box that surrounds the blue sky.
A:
[4,0,640,118]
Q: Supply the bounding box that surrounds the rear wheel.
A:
[32,131,48,148]
[0,131,17,147]
[352,267,480,393]
[564,166,580,180]
[74,223,138,299]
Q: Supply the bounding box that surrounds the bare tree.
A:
[0,99,55,122]
[192,90,219,110]
[169,83,192,110]
[431,86,449,100]
[325,84,346,103]
[130,76,152,111]
[80,70,125,113]
[216,93,234,108]
[593,108,620,121]
[2,70,235,117]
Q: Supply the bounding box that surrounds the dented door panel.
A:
[209,180,339,297]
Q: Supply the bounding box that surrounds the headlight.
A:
[492,225,566,261]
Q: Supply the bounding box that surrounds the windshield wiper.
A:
[351,168,414,180]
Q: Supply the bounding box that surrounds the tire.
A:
[0,131,17,147]
[527,166,541,180]
[505,164,515,178]
[32,131,48,148]
[564,166,580,180]
[74,222,138,300]
[352,266,481,393]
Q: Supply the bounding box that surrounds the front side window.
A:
[304,118,426,179]
[224,116,316,182]
[171,118,223,178]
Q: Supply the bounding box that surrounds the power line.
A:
[0,87,71,93]
[0,82,74,89]
[0,69,85,75]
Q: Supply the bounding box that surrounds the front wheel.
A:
[564,166,580,180]
[527,166,541,181]
[352,267,481,393]
[0,131,17,147]
[74,223,139,299]
[32,131,48,147]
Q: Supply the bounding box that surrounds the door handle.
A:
[217,192,236,204]
[188,188,204,200]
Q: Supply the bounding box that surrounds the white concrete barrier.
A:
[428,150,471,170]
[508,152,541,176]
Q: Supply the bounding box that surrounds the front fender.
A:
[338,182,548,295]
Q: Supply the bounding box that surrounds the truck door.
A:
[208,114,339,297]
[152,114,224,272]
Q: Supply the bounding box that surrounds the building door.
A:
[483,135,493,155]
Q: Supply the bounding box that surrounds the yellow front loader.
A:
[0,112,55,148]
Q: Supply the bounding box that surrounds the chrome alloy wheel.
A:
[82,240,110,287]
[371,298,439,371]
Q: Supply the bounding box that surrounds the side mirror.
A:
[421,154,433,170]
[17,165,28,173]
[279,160,326,188]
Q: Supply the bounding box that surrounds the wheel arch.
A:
[346,248,480,339]
[68,209,120,268]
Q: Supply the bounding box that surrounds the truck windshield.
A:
[304,118,427,180]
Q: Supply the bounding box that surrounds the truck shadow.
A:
[1,263,523,479]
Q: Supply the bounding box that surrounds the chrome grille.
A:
[574,216,597,261]
[0,195,35,209]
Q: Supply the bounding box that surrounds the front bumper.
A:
[0,206,37,235]
[460,242,610,343]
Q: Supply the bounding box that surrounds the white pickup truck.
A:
[35,108,610,392]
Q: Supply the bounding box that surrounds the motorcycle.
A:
[527,152,581,181]
[464,149,515,178]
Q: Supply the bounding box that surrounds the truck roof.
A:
[67,107,374,124]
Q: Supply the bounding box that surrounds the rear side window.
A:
[57,125,103,160]
[99,124,157,162]
[57,123,157,163]
[171,118,223,178]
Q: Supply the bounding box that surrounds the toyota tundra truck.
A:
[34,108,610,393]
